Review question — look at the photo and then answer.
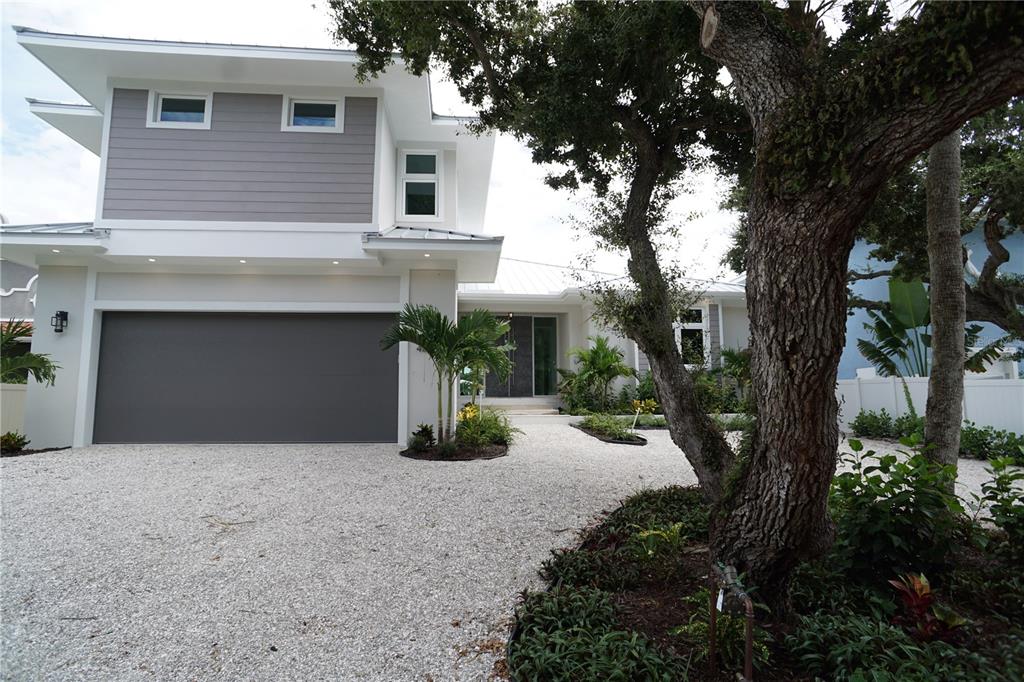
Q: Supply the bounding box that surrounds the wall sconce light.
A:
[51,311,68,333]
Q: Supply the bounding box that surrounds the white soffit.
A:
[26,99,102,154]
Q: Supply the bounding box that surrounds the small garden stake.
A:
[708,562,755,682]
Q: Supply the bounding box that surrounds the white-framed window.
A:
[398,150,443,221]
[281,97,344,133]
[146,91,212,129]
[677,308,707,367]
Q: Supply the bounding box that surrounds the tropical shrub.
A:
[0,319,58,386]
[563,336,635,412]
[850,408,897,438]
[977,457,1024,560]
[888,574,966,643]
[454,407,519,447]
[691,369,741,413]
[382,305,512,442]
[712,413,755,432]
[959,422,1024,463]
[830,441,966,580]
[786,610,1024,682]
[0,432,30,454]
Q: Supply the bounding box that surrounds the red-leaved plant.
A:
[889,573,967,643]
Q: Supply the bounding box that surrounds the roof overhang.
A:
[26,99,102,154]
[362,234,502,282]
[0,227,109,267]
[13,26,480,144]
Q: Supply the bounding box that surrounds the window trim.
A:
[676,307,708,369]
[146,91,213,130]
[280,96,345,133]
[397,149,444,222]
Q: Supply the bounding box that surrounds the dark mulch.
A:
[570,423,647,446]
[1,446,70,459]
[399,444,508,461]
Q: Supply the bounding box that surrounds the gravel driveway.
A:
[1,419,1007,681]
[0,418,696,681]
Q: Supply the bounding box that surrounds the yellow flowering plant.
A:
[457,403,480,423]
[631,399,659,430]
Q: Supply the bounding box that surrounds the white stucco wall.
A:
[95,273,400,303]
[24,266,89,449]
[377,114,396,230]
[721,303,751,351]
[407,270,458,438]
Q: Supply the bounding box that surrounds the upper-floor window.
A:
[399,151,442,221]
[146,91,212,130]
[281,97,344,133]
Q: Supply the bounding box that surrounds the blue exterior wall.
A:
[840,226,1024,379]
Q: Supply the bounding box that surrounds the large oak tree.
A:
[332,0,1024,613]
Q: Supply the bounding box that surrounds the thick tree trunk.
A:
[923,131,964,474]
[711,191,856,614]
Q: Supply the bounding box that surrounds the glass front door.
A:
[533,317,557,396]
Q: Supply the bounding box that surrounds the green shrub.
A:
[789,560,896,621]
[959,422,1024,463]
[455,408,520,448]
[850,408,897,438]
[977,457,1024,561]
[712,413,754,432]
[636,370,658,402]
[692,369,741,413]
[407,434,429,452]
[0,432,30,454]
[787,610,1024,681]
[508,587,686,681]
[579,413,636,440]
[412,423,435,447]
[830,441,966,580]
[894,413,925,439]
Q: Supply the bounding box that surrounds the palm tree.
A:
[567,335,635,412]
[1,319,59,386]
[382,305,512,442]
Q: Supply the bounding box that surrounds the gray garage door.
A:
[93,312,398,443]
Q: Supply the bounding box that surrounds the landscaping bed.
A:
[506,443,1024,681]
[0,446,69,459]
[849,409,1024,465]
[573,414,647,445]
[401,406,520,461]
[399,443,508,461]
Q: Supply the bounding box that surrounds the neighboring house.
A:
[841,228,1024,380]
[457,258,749,409]
[1,27,753,448]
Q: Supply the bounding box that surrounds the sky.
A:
[0,0,740,279]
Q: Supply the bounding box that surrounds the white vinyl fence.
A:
[1,383,27,434]
[837,376,1024,434]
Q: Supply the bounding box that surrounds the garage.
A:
[92,312,399,443]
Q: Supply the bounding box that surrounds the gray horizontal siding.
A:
[102,89,377,223]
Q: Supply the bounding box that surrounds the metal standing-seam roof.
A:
[0,222,104,235]
[458,257,747,298]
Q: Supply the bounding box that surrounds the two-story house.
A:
[2,26,503,448]
[2,27,753,449]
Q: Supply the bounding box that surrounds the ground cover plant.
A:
[575,413,646,445]
[506,445,1024,680]
[850,410,1024,464]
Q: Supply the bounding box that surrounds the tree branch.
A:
[848,268,894,282]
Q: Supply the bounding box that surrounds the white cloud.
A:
[0,0,739,275]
